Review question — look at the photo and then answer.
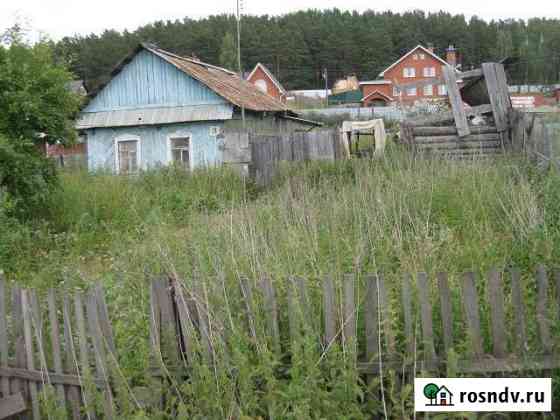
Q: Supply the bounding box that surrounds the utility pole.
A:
[237,0,245,127]
[322,68,328,108]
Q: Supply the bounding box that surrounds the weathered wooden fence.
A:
[0,273,115,420]
[223,129,343,186]
[151,265,560,387]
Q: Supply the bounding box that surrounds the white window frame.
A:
[393,86,401,97]
[167,131,193,170]
[406,86,417,96]
[423,67,436,77]
[419,53,426,60]
[423,84,433,96]
[413,54,419,60]
[114,134,141,174]
[403,67,416,78]
[438,84,448,96]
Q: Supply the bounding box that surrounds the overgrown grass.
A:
[1,151,559,417]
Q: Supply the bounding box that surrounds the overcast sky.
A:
[1,0,559,41]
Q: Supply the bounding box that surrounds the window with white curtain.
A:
[403,67,416,78]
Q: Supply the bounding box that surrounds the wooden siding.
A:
[86,122,225,171]
[84,50,228,112]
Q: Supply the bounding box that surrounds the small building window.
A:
[403,67,416,78]
[423,84,433,96]
[413,54,418,60]
[255,79,268,93]
[116,139,139,174]
[419,53,426,60]
[170,137,191,169]
[393,86,401,96]
[438,84,448,96]
[423,67,436,77]
[406,86,417,96]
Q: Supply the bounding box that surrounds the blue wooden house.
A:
[77,43,314,173]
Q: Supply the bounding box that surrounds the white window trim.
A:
[423,67,436,77]
[167,131,193,170]
[114,134,141,174]
[423,84,433,96]
[406,86,417,96]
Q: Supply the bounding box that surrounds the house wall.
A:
[361,85,393,106]
[362,47,451,105]
[247,67,284,101]
[86,121,226,172]
[84,50,228,112]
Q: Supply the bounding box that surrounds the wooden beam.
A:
[0,366,105,387]
[442,65,470,137]
[415,133,500,143]
[413,125,497,136]
[0,393,27,419]
[482,63,509,132]
[458,68,483,79]
[407,104,492,127]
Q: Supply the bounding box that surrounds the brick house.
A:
[360,45,459,107]
[246,63,287,102]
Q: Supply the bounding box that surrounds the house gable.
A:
[84,49,228,113]
[379,45,449,77]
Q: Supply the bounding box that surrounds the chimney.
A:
[446,45,457,68]
[427,43,435,54]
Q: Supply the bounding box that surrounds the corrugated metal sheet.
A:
[147,45,289,112]
[77,104,233,129]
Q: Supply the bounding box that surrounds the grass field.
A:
[1,149,559,418]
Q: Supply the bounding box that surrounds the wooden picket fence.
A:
[0,273,115,420]
[151,265,560,390]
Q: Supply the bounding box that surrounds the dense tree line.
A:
[53,9,560,92]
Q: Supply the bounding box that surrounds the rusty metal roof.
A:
[85,43,289,113]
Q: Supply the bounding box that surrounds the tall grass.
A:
[1,151,559,417]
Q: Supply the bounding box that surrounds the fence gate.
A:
[0,273,115,420]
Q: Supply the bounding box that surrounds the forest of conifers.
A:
[52,9,560,92]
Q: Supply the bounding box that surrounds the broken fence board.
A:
[342,274,356,355]
[322,275,337,348]
[437,272,454,353]
[21,290,40,420]
[416,272,436,361]
[461,272,484,357]
[482,63,508,132]
[377,274,395,353]
[261,276,280,354]
[509,268,528,356]
[0,392,27,419]
[365,274,380,362]
[47,289,66,406]
[487,269,507,358]
[442,65,470,137]
[0,275,9,398]
[62,294,82,420]
[401,273,414,354]
[535,265,552,354]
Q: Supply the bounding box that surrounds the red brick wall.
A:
[247,66,284,101]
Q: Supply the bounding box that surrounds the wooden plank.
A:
[0,274,10,398]
[47,290,66,406]
[0,393,27,419]
[62,294,82,420]
[260,276,280,354]
[0,367,103,388]
[149,281,161,360]
[461,272,483,357]
[437,272,454,353]
[494,64,512,120]
[322,275,337,348]
[509,268,527,356]
[358,354,560,375]
[86,292,114,420]
[21,290,39,420]
[377,274,395,353]
[295,277,312,332]
[482,63,508,132]
[155,279,180,366]
[286,277,299,345]
[400,273,414,354]
[413,125,497,136]
[12,287,26,403]
[94,283,115,356]
[417,141,501,150]
[364,274,380,362]
[535,265,552,354]
[555,269,560,323]
[239,276,257,343]
[171,281,195,365]
[487,269,506,358]
[442,65,470,137]
[193,275,213,363]
[416,272,435,361]
[74,292,96,419]
[415,133,500,144]
[458,68,483,79]
[342,274,356,355]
